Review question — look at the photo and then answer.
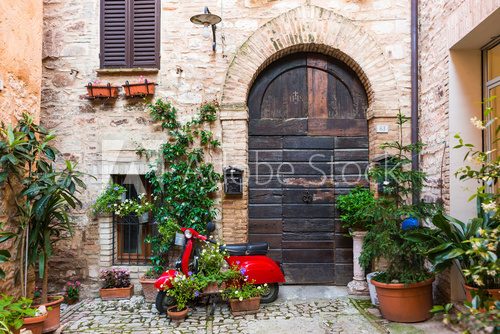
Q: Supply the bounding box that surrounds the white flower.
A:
[470,117,486,130]
[239,297,243,301]
[263,283,268,287]
[481,202,497,213]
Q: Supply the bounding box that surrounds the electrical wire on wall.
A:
[220,0,226,57]
[439,140,448,205]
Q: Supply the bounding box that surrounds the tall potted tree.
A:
[0,114,87,332]
[359,112,438,323]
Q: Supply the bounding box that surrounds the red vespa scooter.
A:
[154,222,285,313]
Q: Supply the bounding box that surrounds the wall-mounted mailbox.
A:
[224,166,243,195]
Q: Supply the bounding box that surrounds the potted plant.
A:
[196,242,235,294]
[64,280,81,305]
[0,114,88,333]
[165,273,197,321]
[222,278,268,316]
[85,80,119,98]
[0,295,47,334]
[140,268,161,303]
[359,112,438,323]
[99,268,134,300]
[92,184,126,217]
[409,99,499,309]
[337,186,375,295]
[122,76,157,97]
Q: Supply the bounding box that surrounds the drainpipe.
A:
[411,0,419,205]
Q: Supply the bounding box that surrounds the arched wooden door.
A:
[248,53,369,284]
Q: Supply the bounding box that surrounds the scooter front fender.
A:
[227,255,286,285]
[154,269,178,290]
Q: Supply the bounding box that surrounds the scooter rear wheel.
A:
[155,290,176,314]
[260,283,279,303]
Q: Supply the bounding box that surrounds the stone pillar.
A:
[347,230,369,295]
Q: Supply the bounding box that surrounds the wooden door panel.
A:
[283,263,335,284]
[283,218,335,232]
[248,52,369,284]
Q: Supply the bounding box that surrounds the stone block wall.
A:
[0,1,43,297]
[41,0,412,296]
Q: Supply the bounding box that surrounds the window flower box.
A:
[85,82,119,98]
[122,79,157,97]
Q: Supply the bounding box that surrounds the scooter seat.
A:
[221,242,269,256]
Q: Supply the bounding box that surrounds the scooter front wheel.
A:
[260,283,279,303]
[155,290,176,314]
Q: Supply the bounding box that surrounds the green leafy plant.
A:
[336,187,375,231]
[360,112,438,284]
[91,184,126,215]
[138,99,222,273]
[198,242,228,276]
[0,226,16,280]
[0,114,88,303]
[113,194,153,217]
[431,301,500,334]
[166,273,198,311]
[0,295,37,332]
[99,268,131,289]
[64,280,81,302]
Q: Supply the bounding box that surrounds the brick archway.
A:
[220,5,401,243]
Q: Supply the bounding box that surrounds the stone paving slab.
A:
[60,295,455,334]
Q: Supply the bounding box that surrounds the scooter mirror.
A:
[206,221,216,233]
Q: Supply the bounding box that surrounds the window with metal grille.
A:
[100,0,160,69]
[112,175,155,265]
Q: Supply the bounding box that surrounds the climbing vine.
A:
[139,99,222,274]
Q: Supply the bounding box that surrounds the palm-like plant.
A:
[0,114,87,302]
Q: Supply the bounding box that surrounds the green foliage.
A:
[138,99,222,272]
[0,295,37,332]
[0,226,16,280]
[336,187,375,230]
[145,217,180,275]
[462,227,499,289]
[432,301,500,334]
[166,273,198,311]
[0,114,88,302]
[198,242,228,276]
[360,112,438,284]
[91,184,126,215]
[64,280,81,301]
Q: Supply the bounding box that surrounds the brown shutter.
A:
[100,0,128,68]
[131,0,160,68]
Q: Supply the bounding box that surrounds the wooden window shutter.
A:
[100,0,160,69]
[100,0,128,68]
[131,0,160,68]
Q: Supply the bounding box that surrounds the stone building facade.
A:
[1,0,498,299]
[40,0,411,295]
[0,0,43,297]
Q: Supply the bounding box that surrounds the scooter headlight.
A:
[184,229,193,239]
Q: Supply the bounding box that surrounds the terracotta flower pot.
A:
[167,305,188,321]
[371,277,434,323]
[38,295,64,333]
[122,80,157,97]
[203,282,225,294]
[464,284,500,304]
[139,277,158,303]
[99,284,134,300]
[228,296,261,316]
[85,83,119,98]
[21,312,48,334]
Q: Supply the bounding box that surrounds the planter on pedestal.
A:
[347,230,369,295]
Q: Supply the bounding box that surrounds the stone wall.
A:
[0,1,43,297]
[41,0,412,296]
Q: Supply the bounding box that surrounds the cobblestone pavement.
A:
[60,296,454,334]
